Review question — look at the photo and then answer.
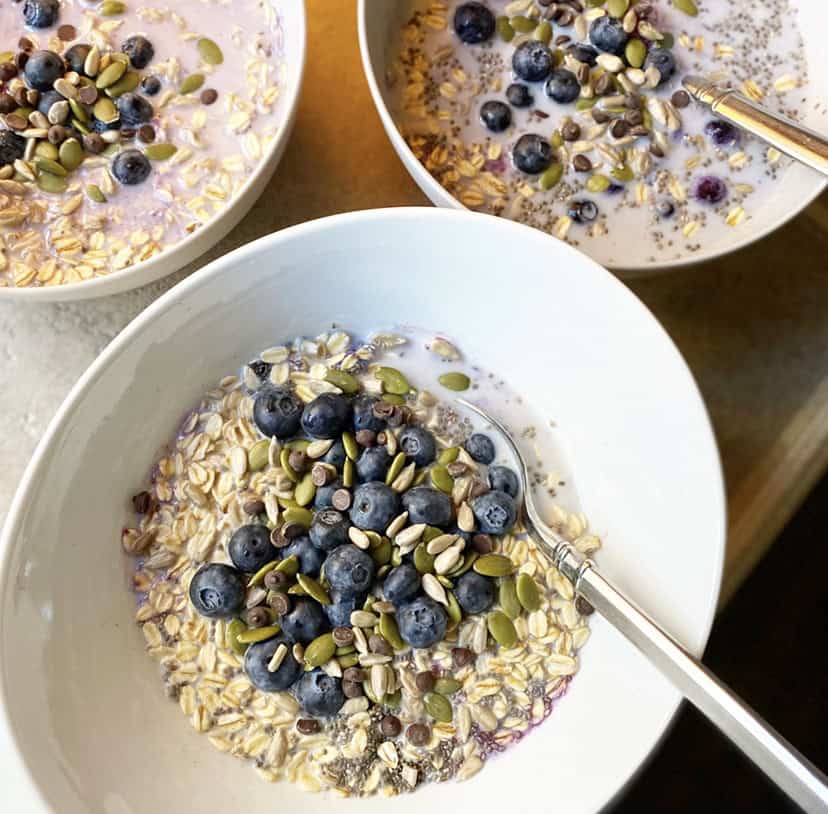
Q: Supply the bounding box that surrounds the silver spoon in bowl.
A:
[456,397,828,813]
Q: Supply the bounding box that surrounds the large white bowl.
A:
[358,0,828,275]
[0,208,725,813]
[0,0,307,302]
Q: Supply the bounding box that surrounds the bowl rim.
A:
[0,0,308,303]
[355,0,827,274]
[0,207,726,813]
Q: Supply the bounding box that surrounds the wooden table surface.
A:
[3,0,827,609]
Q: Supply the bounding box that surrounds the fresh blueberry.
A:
[644,47,676,85]
[606,183,624,195]
[465,433,495,464]
[356,446,391,482]
[37,89,62,116]
[568,199,599,223]
[352,394,386,433]
[228,524,277,573]
[309,509,350,552]
[402,486,453,528]
[23,50,64,91]
[453,1,495,44]
[0,131,25,166]
[314,479,342,510]
[301,393,351,439]
[567,43,599,66]
[22,0,59,29]
[244,634,303,691]
[91,117,121,133]
[512,133,553,174]
[545,69,581,104]
[188,563,246,619]
[512,40,554,83]
[121,35,155,69]
[281,535,324,577]
[382,563,421,606]
[141,75,162,96]
[253,386,303,438]
[349,481,401,532]
[64,43,91,75]
[295,668,345,717]
[488,465,520,498]
[589,15,628,55]
[116,92,154,126]
[693,175,727,204]
[322,438,346,468]
[704,119,740,147]
[480,100,512,133]
[397,596,448,649]
[111,149,151,185]
[656,200,675,218]
[398,426,437,467]
[454,571,495,614]
[279,597,329,643]
[325,590,367,627]
[506,83,533,108]
[472,490,517,535]
[324,544,375,597]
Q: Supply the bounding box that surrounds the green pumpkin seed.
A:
[363,679,380,704]
[247,438,269,472]
[362,595,375,612]
[390,547,403,567]
[86,183,106,203]
[227,618,248,656]
[385,688,402,709]
[607,0,629,17]
[180,73,205,95]
[430,465,454,495]
[660,32,675,49]
[438,372,470,392]
[236,624,281,644]
[294,472,316,508]
[92,97,118,124]
[277,496,299,510]
[342,431,359,462]
[586,0,604,5]
[0,52,13,63]
[35,174,65,194]
[105,70,139,97]
[285,439,310,451]
[575,97,598,110]
[283,506,313,528]
[448,551,478,578]
[474,553,514,577]
[496,15,514,42]
[611,164,634,183]
[144,143,177,161]
[642,108,653,130]
[433,677,462,695]
[672,0,698,16]
[550,130,564,148]
[510,15,536,33]
[385,452,406,485]
[365,530,382,548]
[99,0,126,15]
[287,583,307,596]
[533,19,552,44]
[275,554,299,577]
[297,574,330,605]
[279,447,300,482]
[248,559,279,587]
[586,173,611,193]
[516,573,541,612]
[499,577,521,620]
[325,368,359,394]
[35,157,67,177]
[102,144,120,158]
[303,632,335,668]
[71,118,90,134]
[343,457,355,488]
[625,38,647,69]
[413,543,435,574]
[424,692,453,723]
[379,613,406,650]
[95,61,127,89]
[381,393,405,406]
[335,644,356,656]
[487,610,518,649]
[413,469,428,486]
[438,446,460,465]
[371,538,392,566]
[197,37,224,65]
[338,652,359,669]
[446,590,462,625]
[539,163,563,190]
[57,138,83,171]
[375,366,410,395]
[35,141,58,160]
[437,574,453,589]
[423,526,443,543]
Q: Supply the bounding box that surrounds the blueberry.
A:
[228,524,277,573]
[589,16,628,55]
[349,482,400,532]
[91,117,121,133]
[116,92,154,126]
[253,386,303,438]
[64,44,91,75]
[644,47,676,85]
[398,426,437,467]
[324,544,375,597]
[568,199,599,223]
[325,590,367,627]
[694,175,727,204]
[704,119,740,147]
[505,83,533,108]
[545,69,581,104]
[322,438,346,468]
[383,563,421,606]
[401,486,453,528]
[465,433,495,464]
[488,465,519,498]
[453,2,495,44]
[37,90,62,116]
[314,479,342,510]
[480,100,512,133]
[23,50,64,91]
[0,131,25,166]
[281,535,324,577]
[512,133,553,175]
[295,668,345,717]
[356,446,390,482]
[454,571,495,614]
[397,596,448,648]
[309,509,350,552]
[512,40,554,83]
[656,200,675,218]
[141,75,162,96]
[122,35,154,69]
[567,43,599,66]
[279,597,329,644]
[472,490,517,535]
[22,0,59,29]
[188,563,246,619]
[352,394,386,433]
[111,149,151,185]
[301,393,351,439]
[244,634,303,691]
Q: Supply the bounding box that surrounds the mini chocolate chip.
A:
[0,93,17,114]
[406,723,430,746]
[369,634,392,655]
[288,449,307,473]
[311,462,335,487]
[18,37,33,52]
[625,109,643,126]
[0,63,17,81]
[386,407,405,428]
[629,125,650,137]
[414,671,435,693]
[472,533,494,554]
[575,596,595,615]
[132,490,152,514]
[380,714,402,738]
[332,626,354,647]
[649,143,665,158]
[57,24,77,41]
[296,718,320,735]
[452,647,474,668]
[610,119,629,138]
[376,431,387,445]
[342,679,364,698]
[331,488,352,511]
[14,52,29,71]
[137,124,155,143]
[554,34,570,45]
[573,154,592,172]
[246,606,271,628]
[270,527,290,548]
[243,499,266,516]
[200,87,218,105]
[342,666,365,683]
[446,461,469,478]
[594,73,612,95]
[561,121,580,141]
[141,75,161,95]
[82,133,105,154]
[625,93,642,110]
[591,109,610,124]
[47,124,69,144]
[355,429,376,447]
[671,90,690,109]
[263,570,289,591]
[267,590,291,616]
[468,480,490,500]
[372,401,396,420]
[281,521,305,540]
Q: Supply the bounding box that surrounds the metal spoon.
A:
[456,397,828,813]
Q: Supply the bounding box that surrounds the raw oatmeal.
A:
[122,328,601,796]
[0,0,287,288]
[388,0,813,264]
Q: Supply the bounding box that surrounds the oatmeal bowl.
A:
[0,208,725,813]
[358,0,828,273]
[0,0,306,300]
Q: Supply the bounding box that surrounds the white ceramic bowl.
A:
[357,0,828,275]
[0,0,306,303]
[0,208,725,813]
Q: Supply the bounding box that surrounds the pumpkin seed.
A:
[423,526,443,543]
[283,506,313,528]
[381,393,405,406]
[370,538,392,566]
[607,0,629,17]
[86,183,106,203]
[105,70,139,97]
[586,173,611,193]
[448,551,478,578]
[294,472,316,507]
[438,446,460,465]
[227,619,248,656]
[285,439,310,451]
[510,15,536,33]
[343,457,355,488]
[365,530,382,548]
[247,439,269,472]
[279,447,300,482]
[550,131,563,150]
[335,644,356,656]
[99,0,126,15]
[413,543,435,574]
[34,157,66,177]
[390,547,403,567]
[34,142,58,160]
[438,372,470,392]
[102,144,120,158]
[625,38,647,69]
[424,692,453,723]
[474,554,514,577]
[144,143,177,161]
[487,610,518,649]
[516,573,541,612]
[297,574,330,605]
[430,465,454,495]
[499,577,521,620]
[248,559,279,588]
[236,624,281,644]
[433,677,462,695]
[197,37,224,65]
[36,173,67,194]
[379,613,406,650]
[325,368,359,394]
[413,469,428,486]
[58,138,84,171]
[385,688,402,709]
[180,73,205,95]
[287,583,307,596]
[277,496,299,510]
[303,632,335,669]
[660,32,675,49]
[533,19,552,44]
[539,163,563,190]
[496,15,514,42]
[385,452,406,485]
[92,97,118,124]
[342,431,359,462]
[363,679,380,705]
[71,118,90,134]
[446,590,462,625]
[338,652,359,669]
[95,61,126,89]
[275,555,299,577]
[611,164,635,183]
[672,0,698,16]
[575,97,598,110]
[375,366,410,395]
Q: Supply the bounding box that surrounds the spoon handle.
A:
[682,75,828,177]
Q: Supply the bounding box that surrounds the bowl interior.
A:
[0,208,724,813]
[358,0,828,273]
